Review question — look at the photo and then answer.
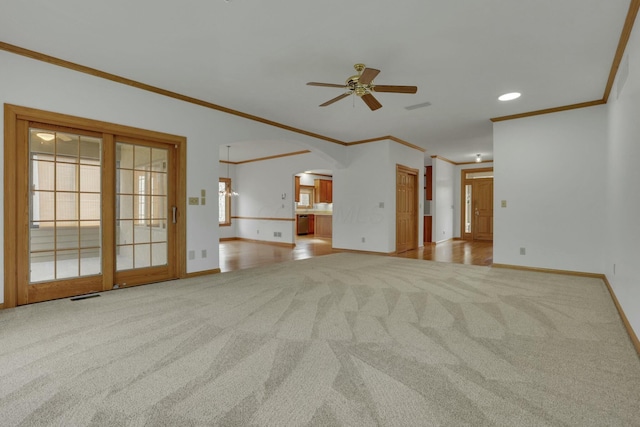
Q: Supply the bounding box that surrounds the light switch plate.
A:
[201,198,206,205]
[189,197,199,205]
[201,189,206,197]
[501,200,507,208]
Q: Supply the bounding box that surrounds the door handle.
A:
[172,206,177,224]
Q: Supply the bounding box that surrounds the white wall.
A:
[234,152,336,245]
[0,50,349,303]
[333,140,423,253]
[432,158,455,243]
[604,18,640,338]
[493,106,607,273]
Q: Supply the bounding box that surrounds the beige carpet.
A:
[0,253,639,426]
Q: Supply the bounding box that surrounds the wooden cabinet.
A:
[295,176,300,202]
[425,166,432,201]
[424,216,432,243]
[309,214,315,234]
[314,215,332,238]
[314,179,333,203]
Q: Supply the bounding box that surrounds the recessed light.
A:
[498,92,521,101]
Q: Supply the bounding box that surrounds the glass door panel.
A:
[116,142,169,273]
[28,128,103,285]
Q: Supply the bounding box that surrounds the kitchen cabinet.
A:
[314,179,333,203]
[308,214,314,234]
[315,215,332,238]
[295,176,300,202]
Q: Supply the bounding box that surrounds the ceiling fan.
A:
[307,63,418,111]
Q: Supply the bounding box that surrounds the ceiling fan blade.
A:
[307,82,346,88]
[373,85,418,94]
[319,92,351,107]
[361,93,382,111]
[359,68,380,85]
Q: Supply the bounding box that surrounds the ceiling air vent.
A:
[404,101,432,111]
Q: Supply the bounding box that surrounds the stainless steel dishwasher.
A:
[297,215,309,235]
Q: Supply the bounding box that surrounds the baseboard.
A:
[219,237,238,242]
[491,263,603,278]
[602,275,640,357]
[493,263,640,357]
[332,248,393,256]
[236,238,295,248]
[184,268,221,278]
[435,238,453,244]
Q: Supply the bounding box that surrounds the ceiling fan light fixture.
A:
[498,92,521,101]
[221,145,239,197]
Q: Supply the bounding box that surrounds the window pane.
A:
[57,249,79,279]
[151,242,167,266]
[116,245,134,270]
[134,244,151,268]
[117,195,134,220]
[134,146,151,170]
[30,251,55,283]
[56,192,78,221]
[80,248,101,276]
[56,163,78,191]
[57,221,79,250]
[79,164,101,192]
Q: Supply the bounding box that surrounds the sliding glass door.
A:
[15,121,179,305]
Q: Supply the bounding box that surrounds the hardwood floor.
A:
[393,239,493,266]
[219,237,492,273]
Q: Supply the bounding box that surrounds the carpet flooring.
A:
[0,253,639,426]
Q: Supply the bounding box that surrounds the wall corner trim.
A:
[602,275,640,357]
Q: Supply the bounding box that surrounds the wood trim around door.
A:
[3,104,187,308]
[396,164,419,254]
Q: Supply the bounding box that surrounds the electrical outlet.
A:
[201,249,207,258]
[188,250,195,260]
[501,200,507,208]
[257,229,259,234]
[188,197,199,205]
[361,237,365,243]
[520,247,526,255]
[201,198,206,205]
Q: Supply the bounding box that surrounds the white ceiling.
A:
[0,0,632,163]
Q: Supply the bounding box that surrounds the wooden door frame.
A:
[4,104,187,308]
[460,166,493,240]
[395,164,419,253]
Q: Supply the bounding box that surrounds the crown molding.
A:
[491,0,639,122]
[219,150,311,165]
[348,135,426,152]
[0,41,429,154]
[490,100,605,122]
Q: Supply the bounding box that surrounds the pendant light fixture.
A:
[221,145,239,196]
